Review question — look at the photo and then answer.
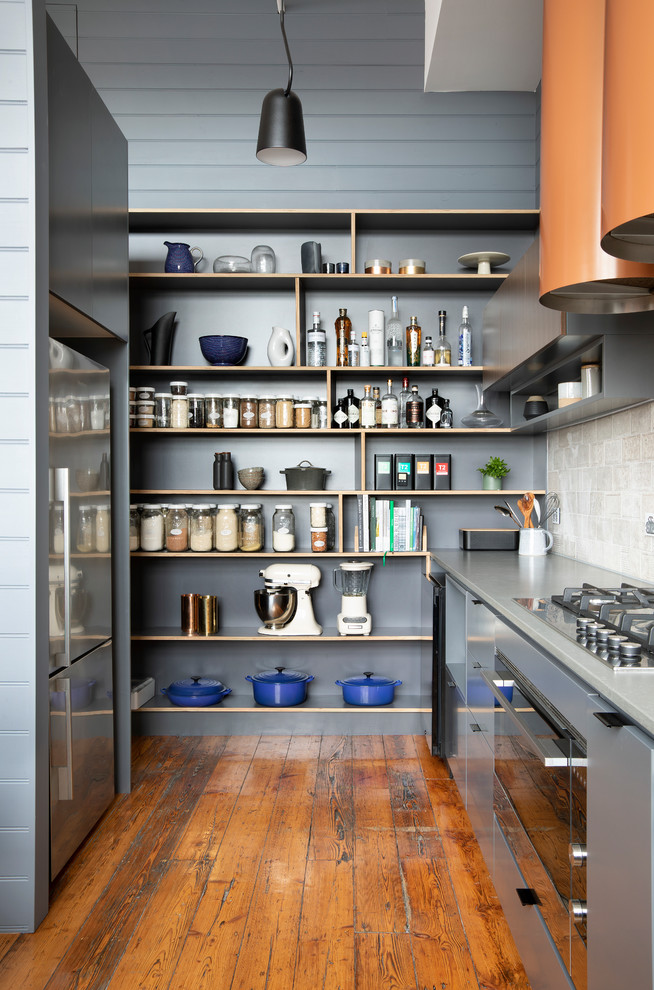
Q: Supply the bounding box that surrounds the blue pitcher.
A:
[163,241,203,273]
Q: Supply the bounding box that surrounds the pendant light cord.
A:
[278,4,294,96]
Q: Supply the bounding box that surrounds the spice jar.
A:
[165,505,188,552]
[129,505,140,551]
[51,503,65,554]
[140,505,164,551]
[76,504,95,553]
[311,398,328,430]
[188,393,205,428]
[137,400,155,427]
[309,502,327,528]
[189,504,214,551]
[205,394,222,428]
[310,527,328,553]
[240,395,258,429]
[222,394,240,429]
[275,395,294,429]
[95,503,111,553]
[238,504,263,552]
[154,392,172,428]
[170,381,189,429]
[258,395,276,430]
[294,401,312,429]
[272,504,296,552]
[135,386,155,402]
[214,503,239,552]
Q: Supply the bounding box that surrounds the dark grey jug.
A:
[143,311,177,365]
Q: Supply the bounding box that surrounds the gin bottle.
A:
[381,378,399,428]
[425,387,444,429]
[360,385,377,429]
[399,376,411,428]
[386,296,404,366]
[435,310,451,366]
[345,388,360,428]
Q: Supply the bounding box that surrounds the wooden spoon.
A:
[517,492,535,528]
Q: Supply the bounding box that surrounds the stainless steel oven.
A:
[490,623,589,990]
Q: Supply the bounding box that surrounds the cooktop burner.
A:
[515,583,654,670]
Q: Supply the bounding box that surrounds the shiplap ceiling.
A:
[424,0,543,92]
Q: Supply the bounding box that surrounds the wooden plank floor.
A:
[0,735,531,990]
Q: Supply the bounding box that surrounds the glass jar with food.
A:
[238,504,263,552]
[272,504,296,552]
[214,503,239,552]
[189,504,214,551]
[139,505,165,552]
[165,505,188,552]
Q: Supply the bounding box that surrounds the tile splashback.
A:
[548,401,654,582]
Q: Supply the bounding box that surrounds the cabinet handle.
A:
[470,723,483,732]
[471,599,482,605]
[568,843,588,866]
[516,888,541,907]
[472,661,482,669]
[593,711,634,728]
[569,899,588,921]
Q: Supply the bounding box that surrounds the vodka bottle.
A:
[435,310,451,366]
[398,376,411,427]
[439,398,453,428]
[348,329,360,367]
[425,387,445,429]
[422,335,435,366]
[406,316,421,366]
[406,385,424,429]
[345,388,360,428]
[368,309,385,366]
[360,330,371,366]
[458,305,472,366]
[307,311,326,367]
[386,296,404,366]
[381,378,399,428]
[360,385,377,428]
[373,386,382,426]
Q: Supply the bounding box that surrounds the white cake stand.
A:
[457,251,510,275]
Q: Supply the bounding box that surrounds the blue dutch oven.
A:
[162,676,231,707]
[245,666,314,707]
[335,671,402,706]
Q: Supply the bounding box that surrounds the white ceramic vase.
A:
[267,325,295,367]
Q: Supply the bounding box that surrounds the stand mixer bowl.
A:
[254,586,297,629]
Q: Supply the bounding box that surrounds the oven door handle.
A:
[481,670,587,768]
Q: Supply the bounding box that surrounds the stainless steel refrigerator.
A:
[48,340,114,879]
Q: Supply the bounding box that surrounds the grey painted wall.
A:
[48,0,539,211]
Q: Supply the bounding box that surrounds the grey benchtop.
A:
[430,548,654,737]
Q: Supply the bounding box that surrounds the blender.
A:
[333,561,373,635]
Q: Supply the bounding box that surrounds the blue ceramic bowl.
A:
[199,334,248,366]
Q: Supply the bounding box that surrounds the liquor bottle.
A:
[332,397,349,428]
[399,376,411,428]
[373,386,382,426]
[368,309,385,366]
[345,388,360,428]
[381,378,399,428]
[360,385,377,429]
[348,329,360,367]
[406,385,424,429]
[435,310,451,366]
[360,331,371,366]
[307,311,327,367]
[425,387,445,429]
[422,335,435,366]
[335,308,351,367]
[406,316,421,366]
[458,305,472,366]
[439,398,453,428]
[386,296,404,366]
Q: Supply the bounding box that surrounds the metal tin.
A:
[398,258,426,274]
[364,259,392,274]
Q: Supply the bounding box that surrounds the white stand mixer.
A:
[255,563,322,636]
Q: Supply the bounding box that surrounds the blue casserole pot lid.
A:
[168,676,228,696]
[338,672,400,687]
[248,666,311,683]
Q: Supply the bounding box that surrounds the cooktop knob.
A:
[619,641,641,664]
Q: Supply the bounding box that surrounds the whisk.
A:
[541,491,560,526]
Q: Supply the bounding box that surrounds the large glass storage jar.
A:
[258,395,276,430]
[76,504,95,552]
[51,503,65,554]
[222,394,240,429]
[189,504,214,551]
[238,504,263,552]
[214,503,239,552]
[311,398,328,430]
[154,392,172,428]
[272,504,296,552]
[188,394,205,428]
[275,395,294,429]
[170,381,189,429]
[95,503,111,553]
[129,505,140,551]
[325,503,336,551]
[165,505,188,552]
[240,395,258,429]
[309,502,327,528]
[140,505,164,551]
[294,401,312,429]
[205,394,222,429]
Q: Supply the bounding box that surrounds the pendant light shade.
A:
[539,0,654,313]
[256,2,307,166]
[601,0,654,261]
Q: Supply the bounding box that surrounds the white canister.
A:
[557,381,582,407]
[368,309,385,366]
[581,363,600,399]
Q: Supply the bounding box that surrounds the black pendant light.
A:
[256,1,307,166]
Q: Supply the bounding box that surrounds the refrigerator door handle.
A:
[54,467,72,666]
[51,677,74,801]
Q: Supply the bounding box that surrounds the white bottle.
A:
[422,335,435,366]
[458,305,472,367]
[368,309,385,366]
[348,329,360,367]
[360,331,371,367]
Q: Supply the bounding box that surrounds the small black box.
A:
[433,454,451,490]
[459,528,519,550]
[414,454,433,490]
[394,453,415,490]
[374,453,393,490]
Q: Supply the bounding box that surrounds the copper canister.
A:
[364,258,392,274]
[398,258,426,275]
[181,593,199,635]
[197,594,218,635]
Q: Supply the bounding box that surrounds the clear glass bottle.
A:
[360,385,377,428]
[398,376,411,428]
[345,388,360,428]
[214,503,239,552]
[425,387,445,429]
[307,311,327,367]
[360,331,371,366]
[458,305,472,366]
[238,504,263,552]
[333,396,349,429]
[272,504,296,552]
[422,336,435,366]
[439,398,454,428]
[406,385,424,428]
[335,308,351,367]
[381,378,399,428]
[165,505,189,552]
[189,505,214,552]
[386,296,404,366]
[406,316,421,366]
[373,386,382,426]
[140,505,164,551]
[348,329,360,367]
[435,310,451,366]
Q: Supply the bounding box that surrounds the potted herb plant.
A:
[478,456,510,491]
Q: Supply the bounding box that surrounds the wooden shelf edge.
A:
[130,551,431,560]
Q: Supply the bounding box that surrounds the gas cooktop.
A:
[515,583,654,670]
